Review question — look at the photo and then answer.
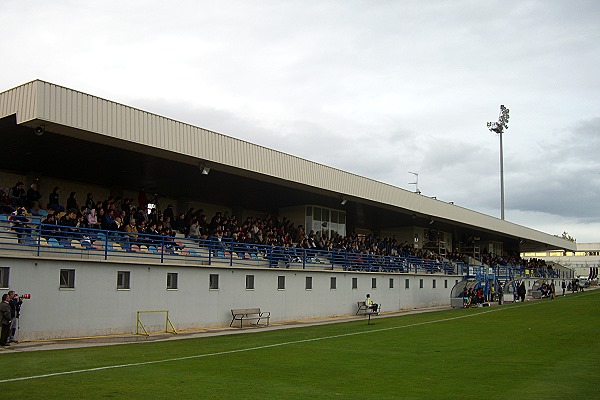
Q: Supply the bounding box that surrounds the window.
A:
[209,274,219,290]
[352,277,358,289]
[306,276,313,290]
[444,279,448,289]
[330,277,337,290]
[419,279,424,289]
[0,267,9,288]
[433,279,437,289]
[60,269,75,289]
[167,273,178,290]
[245,275,254,290]
[117,271,130,290]
[278,276,286,290]
[405,278,410,289]
[389,278,394,289]
[371,277,377,289]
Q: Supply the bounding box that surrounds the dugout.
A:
[530,279,554,299]
[450,280,483,308]
[502,280,520,303]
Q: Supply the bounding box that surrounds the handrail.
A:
[0,214,548,277]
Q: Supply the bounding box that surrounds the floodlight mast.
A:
[487,105,510,220]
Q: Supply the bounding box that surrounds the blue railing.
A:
[0,215,470,274]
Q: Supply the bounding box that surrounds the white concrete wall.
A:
[2,256,459,340]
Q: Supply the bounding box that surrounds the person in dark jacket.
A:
[0,294,12,346]
[8,291,22,343]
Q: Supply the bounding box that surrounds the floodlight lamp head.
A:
[199,164,210,175]
[488,105,510,134]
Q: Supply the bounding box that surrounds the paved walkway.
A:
[1,305,454,353]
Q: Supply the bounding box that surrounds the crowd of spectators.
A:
[0,181,553,274]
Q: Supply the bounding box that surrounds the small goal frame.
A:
[136,310,177,336]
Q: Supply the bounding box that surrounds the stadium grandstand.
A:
[0,80,576,340]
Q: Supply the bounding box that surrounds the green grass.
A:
[1,291,599,399]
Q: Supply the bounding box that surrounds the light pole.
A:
[487,105,510,220]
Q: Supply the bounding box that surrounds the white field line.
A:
[0,297,574,384]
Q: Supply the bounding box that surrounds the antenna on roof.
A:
[408,171,421,194]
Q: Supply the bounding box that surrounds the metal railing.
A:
[0,215,480,275]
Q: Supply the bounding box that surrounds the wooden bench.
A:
[230,308,271,329]
[356,301,381,324]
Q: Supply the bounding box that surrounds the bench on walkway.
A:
[230,308,271,329]
[356,301,381,324]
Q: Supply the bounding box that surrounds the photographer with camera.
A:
[8,291,22,343]
[0,294,11,347]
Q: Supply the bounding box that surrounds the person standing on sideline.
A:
[561,280,566,296]
[365,293,379,313]
[8,291,22,343]
[0,294,12,347]
[497,281,504,305]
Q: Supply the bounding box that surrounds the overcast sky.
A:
[2,1,599,242]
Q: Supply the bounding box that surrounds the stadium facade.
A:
[0,80,576,340]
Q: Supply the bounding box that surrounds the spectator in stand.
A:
[172,212,188,236]
[10,207,30,243]
[119,209,129,226]
[185,207,195,226]
[162,215,172,231]
[123,218,139,244]
[41,213,60,239]
[95,208,106,230]
[209,211,223,234]
[77,212,88,230]
[109,216,123,232]
[26,183,41,208]
[8,182,26,208]
[1,188,15,213]
[145,221,160,238]
[87,208,100,229]
[59,209,80,239]
[102,209,116,230]
[138,188,148,211]
[163,205,175,224]
[84,193,95,211]
[188,219,202,239]
[137,220,147,236]
[211,229,228,256]
[48,187,64,212]
[28,201,43,216]
[102,196,113,211]
[147,208,158,225]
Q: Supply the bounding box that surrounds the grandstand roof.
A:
[0,80,576,252]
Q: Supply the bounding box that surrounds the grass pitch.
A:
[1,290,598,399]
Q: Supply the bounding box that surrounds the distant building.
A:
[522,242,600,277]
